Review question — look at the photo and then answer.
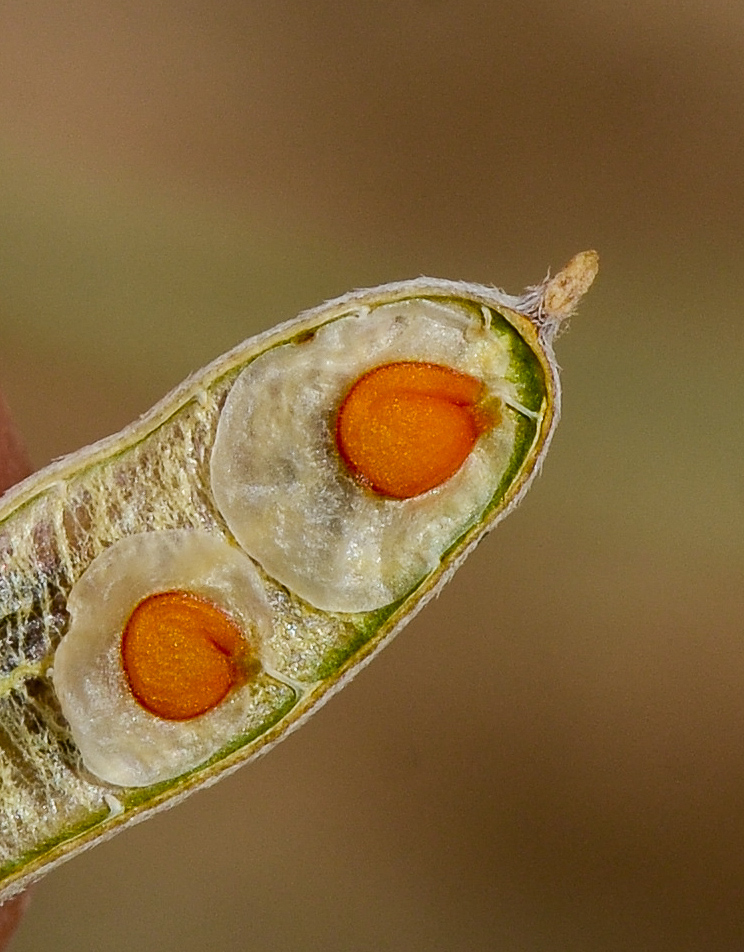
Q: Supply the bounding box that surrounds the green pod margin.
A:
[0,251,597,900]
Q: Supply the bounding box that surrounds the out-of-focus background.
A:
[1,2,743,950]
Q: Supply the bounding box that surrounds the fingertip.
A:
[0,387,33,493]
[0,889,33,950]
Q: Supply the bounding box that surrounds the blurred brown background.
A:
[1,2,743,950]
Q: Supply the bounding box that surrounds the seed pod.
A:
[0,251,598,900]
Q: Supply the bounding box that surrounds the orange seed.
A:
[121,590,249,721]
[336,361,496,499]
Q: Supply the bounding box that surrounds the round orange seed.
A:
[121,590,249,721]
[336,361,496,499]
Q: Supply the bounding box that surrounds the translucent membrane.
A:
[121,590,247,721]
[336,361,495,498]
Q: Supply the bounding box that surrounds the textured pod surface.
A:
[0,251,597,900]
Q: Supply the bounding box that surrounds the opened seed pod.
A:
[0,251,598,900]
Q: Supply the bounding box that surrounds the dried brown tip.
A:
[541,250,599,321]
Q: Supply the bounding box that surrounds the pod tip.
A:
[541,250,599,321]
